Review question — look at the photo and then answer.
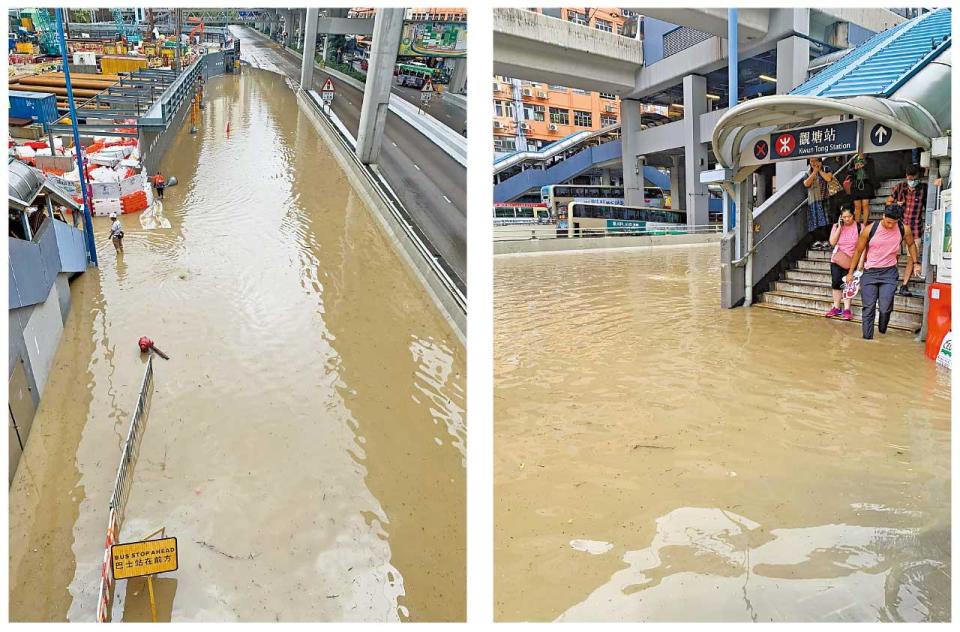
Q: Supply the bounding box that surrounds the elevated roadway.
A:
[237,25,466,286]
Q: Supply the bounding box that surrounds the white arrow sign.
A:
[872,123,891,146]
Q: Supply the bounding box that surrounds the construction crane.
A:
[187,16,205,44]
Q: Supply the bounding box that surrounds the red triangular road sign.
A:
[321,78,335,93]
[421,79,434,93]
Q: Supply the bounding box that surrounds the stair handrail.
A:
[733,153,857,267]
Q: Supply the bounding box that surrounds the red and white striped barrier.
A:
[96,513,119,622]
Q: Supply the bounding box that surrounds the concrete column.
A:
[774,34,810,189]
[300,8,319,89]
[669,154,683,210]
[293,9,302,48]
[755,169,769,206]
[620,100,645,206]
[281,9,292,48]
[448,59,467,94]
[682,74,709,227]
[356,8,405,164]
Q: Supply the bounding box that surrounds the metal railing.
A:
[494,223,723,242]
[96,354,155,623]
[732,154,857,267]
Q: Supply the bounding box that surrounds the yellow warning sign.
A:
[111,537,178,580]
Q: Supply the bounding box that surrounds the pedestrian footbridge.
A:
[493,125,671,203]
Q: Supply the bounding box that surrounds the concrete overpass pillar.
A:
[319,8,348,65]
[281,9,292,47]
[682,74,709,227]
[300,8,319,89]
[300,10,308,47]
[356,8,405,165]
[620,100,645,207]
[670,155,683,210]
[448,59,467,94]
[755,169,769,206]
[774,34,811,190]
[293,9,302,48]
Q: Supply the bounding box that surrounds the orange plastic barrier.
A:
[120,190,149,213]
[925,282,951,361]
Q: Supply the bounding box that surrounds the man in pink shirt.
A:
[845,205,919,339]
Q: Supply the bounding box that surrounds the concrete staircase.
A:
[755,178,926,332]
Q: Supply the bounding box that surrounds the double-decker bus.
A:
[563,202,686,238]
[493,203,551,225]
[540,184,666,217]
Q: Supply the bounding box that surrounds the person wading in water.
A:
[845,205,919,339]
[109,212,124,254]
[153,171,166,200]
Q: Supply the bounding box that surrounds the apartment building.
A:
[535,7,630,35]
[493,78,621,153]
[352,8,468,22]
[492,8,633,154]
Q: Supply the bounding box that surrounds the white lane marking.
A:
[413,164,421,171]
[392,142,398,147]
[442,195,452,204]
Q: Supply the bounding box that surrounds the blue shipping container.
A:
[9,90,59,125]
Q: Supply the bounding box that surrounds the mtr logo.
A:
[774,133,796,157]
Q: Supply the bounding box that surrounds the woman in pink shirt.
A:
[825,208,860,320]
[845,205,919,339]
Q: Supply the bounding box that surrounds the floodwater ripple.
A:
[494,245,949,622]
[10,66,464,622]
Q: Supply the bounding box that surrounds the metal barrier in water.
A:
[96,354,155,623]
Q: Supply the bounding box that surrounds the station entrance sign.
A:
[769,120,859,161]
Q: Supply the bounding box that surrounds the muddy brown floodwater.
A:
[494,244,950,622]
[9,67,465,622]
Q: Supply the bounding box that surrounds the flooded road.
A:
[494,244,950,622]
[9,67,465,622]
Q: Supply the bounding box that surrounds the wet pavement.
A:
[494,244,950,622]
[9,67,465,622]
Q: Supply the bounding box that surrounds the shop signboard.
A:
[399,21,467,58]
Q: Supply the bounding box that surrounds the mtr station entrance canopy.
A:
[712,7,951,180]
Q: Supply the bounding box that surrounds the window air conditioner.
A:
[548,123,559,131]
[537,91,548,98]
[605,104,615,112]
[522,88,533,97]
[494,121,504,129]
[521,123,531,131]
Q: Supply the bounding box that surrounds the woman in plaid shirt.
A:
[803,157,833,236]
[886,164,926,294]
